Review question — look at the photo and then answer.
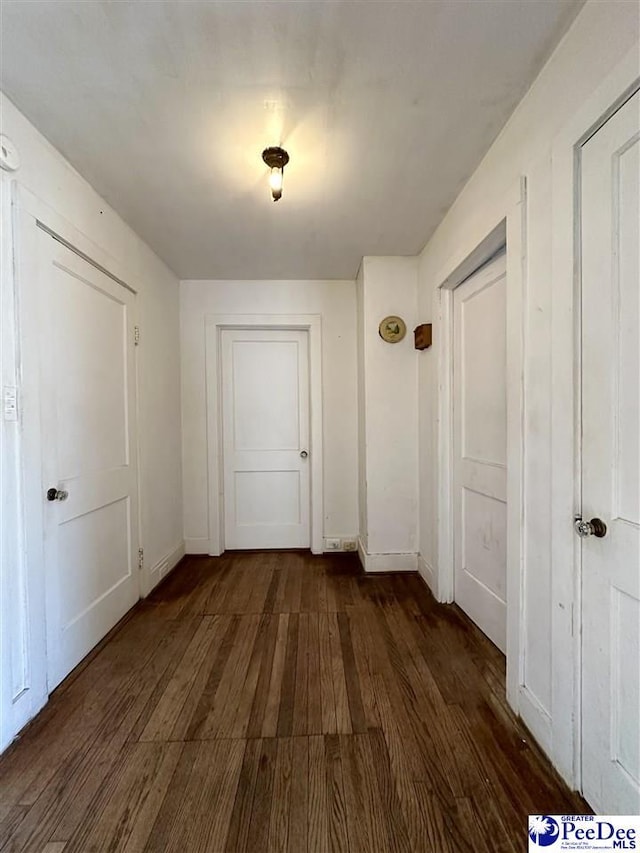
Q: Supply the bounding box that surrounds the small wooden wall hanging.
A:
[414,323,432,350]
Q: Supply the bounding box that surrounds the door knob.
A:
[47,487,68,502]
[574,516,607,538]
[300,450,308,459]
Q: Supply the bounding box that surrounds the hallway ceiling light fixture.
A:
[262,146,289,202]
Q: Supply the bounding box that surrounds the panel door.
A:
[39,231,140,690]
[453,252,507,652]
[580,90,640,814]
[221,328,310,549]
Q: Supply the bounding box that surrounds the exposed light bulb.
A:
[269,167,283,201]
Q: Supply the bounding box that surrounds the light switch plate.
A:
[3,386,18,421]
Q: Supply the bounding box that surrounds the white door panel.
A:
[222,329,310,549]
[39,232,139,690]
[454,253,507,653]
[580,91,640,815]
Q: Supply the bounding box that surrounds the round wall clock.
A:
[378,315,407,343]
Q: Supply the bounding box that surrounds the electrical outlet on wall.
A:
[324,538,341,551]
[342,539,357,552]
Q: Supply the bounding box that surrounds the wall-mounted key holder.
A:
[414,323,432,350]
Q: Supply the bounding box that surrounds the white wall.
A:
[180,279,359,552]
[416,0,639,782]
[0,93,184,751]
[356,257,419,570]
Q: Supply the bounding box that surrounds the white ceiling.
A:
[1,0,583,280]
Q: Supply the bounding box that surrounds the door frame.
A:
[435,179,527,715]
[550,55,640,788]
[205,313,323,556]
[6,183,143,741]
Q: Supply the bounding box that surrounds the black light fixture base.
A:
[262,146,289,169]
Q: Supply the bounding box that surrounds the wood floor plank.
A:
[135,742,198,852]
[246,555,275,614]
[262,613,290,737]
[12,743,125,852]
[324,567,340,613]
[262,559,282,614]
[306,612,323,734]
[292,614,310,736]
[300,564,319,613]
[328,613,352,734]
[324,734,349,853]
[64,742,183,853]
[0,804,29,846]
[178,558,228,619]
[0,551,589,853]
[316,565,329,613]
[348,610,381,729]
[351,734,391,852]
[307,735,328,853]
[245,738,278,853]
[268,737,293,853]
[340,733,371,852]
[246,614,280,738]
[378,602,469,799]
[138,615,216,742]
[318,612,337,734]
[276,613,299,737]
[1,614,195,815]
[182,616,240,741]
[222,563,252,614]
[411,782,474,853]
[288,736,309,853]
[362,607,433,785]
[224,739,262,853]
[143,739,244,852]
[273,564,290,613]
[196,615,262,739]
[230,614,273,738]
[198,739,246,851]
[116,616,206,747]
[366,728,412,853]
[337,612,366,734]
[283,559,303,613]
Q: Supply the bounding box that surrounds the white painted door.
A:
[221,328,310,549]
[39,231,140,690]
[453,253,507,652]
[580,90,640,815]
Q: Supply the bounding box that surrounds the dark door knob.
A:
[47,487,68,502]
[590,518,607,538]
[574,516,607,538]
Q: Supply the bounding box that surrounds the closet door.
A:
[453,253,507,652]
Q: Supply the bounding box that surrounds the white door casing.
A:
[39,230,140,690]
[580,90,640,815]
[453,252,508,653]
[221,328,311,550]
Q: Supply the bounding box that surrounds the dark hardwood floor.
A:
[0,551,586,852]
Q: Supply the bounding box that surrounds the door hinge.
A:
[138,547,144,570]
[134,325,140,346]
